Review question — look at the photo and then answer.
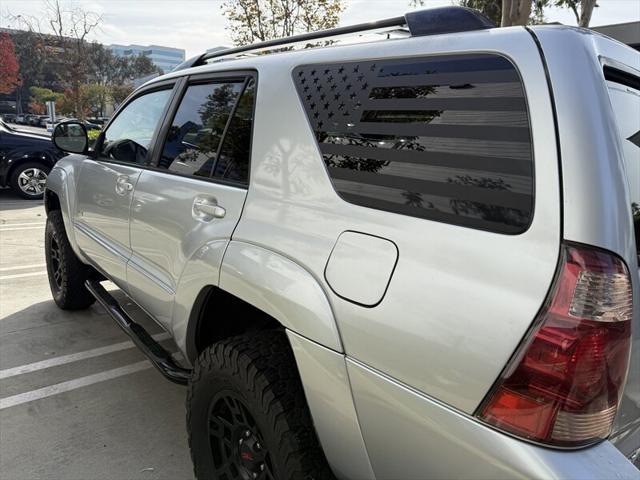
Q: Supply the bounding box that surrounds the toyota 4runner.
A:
[44,7,640,479]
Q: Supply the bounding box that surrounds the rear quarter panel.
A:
[231,26,561,413]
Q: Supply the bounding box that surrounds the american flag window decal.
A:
[293,54,534,234]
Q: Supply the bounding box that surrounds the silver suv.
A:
[45,7,639,479]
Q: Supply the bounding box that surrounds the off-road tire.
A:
[45,210,95,310]
[187,330,334,480]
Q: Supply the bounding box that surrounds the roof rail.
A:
[174,6,494,71]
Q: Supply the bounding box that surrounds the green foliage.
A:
[222,0,346,46]
[29,86,63,104]
[109,84,135,107]
[460,0,502,25]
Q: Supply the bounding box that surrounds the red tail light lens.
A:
[477,243,633,446]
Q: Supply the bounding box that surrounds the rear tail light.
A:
[477,243,633,447]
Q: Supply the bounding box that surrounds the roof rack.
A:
[174,6,494,71]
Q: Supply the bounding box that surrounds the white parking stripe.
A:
[0,226,45,232]
[0,271,47,281]
[0,332,171,380]
[0,263,46,272]
[0,361,152,410]
[0,222,45,228]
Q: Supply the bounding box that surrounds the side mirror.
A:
[52,121,88,154]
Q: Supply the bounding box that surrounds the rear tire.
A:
[10,162,50,199]
[187,330,334,480]
[45,210,95,310]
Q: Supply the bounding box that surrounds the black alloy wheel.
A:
[208,392,275,479]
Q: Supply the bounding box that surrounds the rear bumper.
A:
[612,420,640,468]
[347,359,640,479]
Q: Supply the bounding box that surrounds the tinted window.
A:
[212,79,256,184]
[100,89,172,165]
[293,54,534,234]
[159,81,244,177]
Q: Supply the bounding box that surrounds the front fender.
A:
[46,157,86,262]
[220,241,343,352]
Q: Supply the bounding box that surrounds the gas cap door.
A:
[325,231,398,307]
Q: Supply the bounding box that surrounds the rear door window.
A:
[158,81,245,177]
[293,54,534,234]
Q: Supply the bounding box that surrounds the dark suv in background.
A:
[0,119,63,199]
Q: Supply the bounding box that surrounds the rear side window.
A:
[158,77,256,185]
[293,54,534,234]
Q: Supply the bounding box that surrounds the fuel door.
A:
[324,231,398,307]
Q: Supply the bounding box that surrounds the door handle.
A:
[193,198,226,220]
[115,175,133,195]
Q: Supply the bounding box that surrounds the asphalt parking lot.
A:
[0,188,195,480]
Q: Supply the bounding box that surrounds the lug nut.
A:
[252,473,258,479]
[260,464,265,471]
[245,430,251,438]
[255,442,261,450]
[239,438,244,445]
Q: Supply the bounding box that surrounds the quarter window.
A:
[293,54,534,234]
[100,89,172,165]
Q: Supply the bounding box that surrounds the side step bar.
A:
[85,280,191,385]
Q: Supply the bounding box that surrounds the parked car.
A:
[24,114,37,126]
[14,114,26,124]
[46,117,101,133]
[87,116,110,126]
[0,119,64,199]
[45,7,639,479]
[35,115,49,128]
[2,114,17,123]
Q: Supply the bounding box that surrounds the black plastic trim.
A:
[603,65,640,91]
[85,280,191,385]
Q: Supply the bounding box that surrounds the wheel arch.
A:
[178,240,343,364]
[44,166,84,260]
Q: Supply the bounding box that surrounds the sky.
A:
[1,0,639,58]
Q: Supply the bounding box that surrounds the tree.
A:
[410,0,596,27]
[29,86,63,110]
[222,0,346,46]
[501,0,533,26]
[87,44,160,86]
[0,33,21,94]
[7,31,46,114]
[461,0,502,25]
[7,0,102,119]
[110,83,134,108]
[84,83,110,117]
[552,0,598,27]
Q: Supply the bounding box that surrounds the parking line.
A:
[0,332,171,380]
[0,226,45,232]
[0,271,47,281]
[0,202,43,206]
[0,361,152,410]
[0,263,46,272]
[0,222,45,228]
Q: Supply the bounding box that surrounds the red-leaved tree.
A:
[0,33,21,94]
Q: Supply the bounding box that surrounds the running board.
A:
[85,280,191,385]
